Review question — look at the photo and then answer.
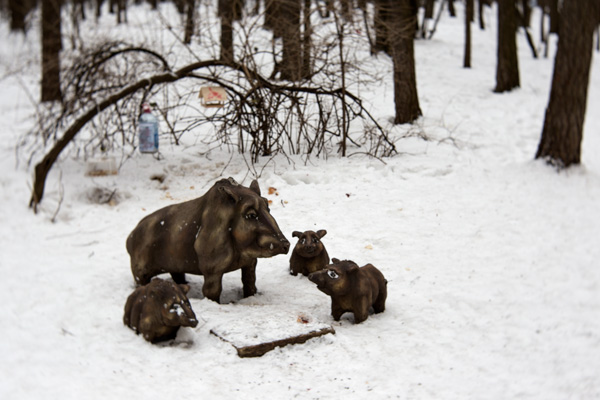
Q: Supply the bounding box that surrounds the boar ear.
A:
[179,284,191,294]
[292,231,302,238]
[332,258,340,264]
[219,185,240,203]
[316,229,327,238]
[249,180,261,196]
[347,263,360,275]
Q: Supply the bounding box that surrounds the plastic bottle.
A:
[138,103,159,153]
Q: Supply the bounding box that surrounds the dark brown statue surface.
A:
[126,178,290,303]
[289,230,329,276]
[123,278,198,343]
[308,258,387,324]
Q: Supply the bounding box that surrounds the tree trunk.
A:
[448,0,456,17]
[219,0,234,62]
[264,0,282,37]
[494,0,520,93]
[478,0,487,30]
[184,0,196,44]
[340,0,352,22]
[420,0,434,38]
[535,0,598,168]
[549,0,559,34]
[96,0,105,19]
[464,0,473,68]
[374,0,390,54]
[116,0,127,24]
[520,0,531,27]
[9,0,29,32]
[41,0,63,103]
[279,0,302,81]
[301,0,312,79]
[388,0,422,124]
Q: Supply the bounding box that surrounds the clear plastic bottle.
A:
[138,103,159,153]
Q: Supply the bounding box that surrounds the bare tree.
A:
[494,0,520,93]
[9,0,34,32]
[301,0,312,79]
[219,0,234,62]
[279,0,302,81]
[464,0,474,68]
[420,0,434,39]
[374,0,390,54]
[184,0,196,44]
[41,0,63,103]
[535,0,599,168]
[387,0,422,124]
[26,1,399,212]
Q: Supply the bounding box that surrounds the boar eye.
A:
[312,238,319,243]
[245,210,258,220]
[301,238,306,244]
[327,270,339,279]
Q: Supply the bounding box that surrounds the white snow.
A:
[1,2,600,399]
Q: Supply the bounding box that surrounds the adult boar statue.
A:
[126,177,290,303]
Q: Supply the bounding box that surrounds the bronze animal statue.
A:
[308,258,387,324]
[289,230,329,276]
[123,279,198,343]
[126,178,290,303]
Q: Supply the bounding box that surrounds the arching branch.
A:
[29,59,394,212]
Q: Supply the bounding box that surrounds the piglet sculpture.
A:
[289,230,330,276]
[123,279,198,343]
[308,258,387,324]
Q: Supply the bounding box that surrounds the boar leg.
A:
[373,294,386,314]
[241,261,257,298]
[331,301,345,321]
[171,272,187,284]
[131,260,152,286]
[127,295,146,333]
[202,273,223,303]
[353,298,371,324]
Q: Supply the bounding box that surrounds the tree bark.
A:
[448,0,456,17]
[535,0,598,168]
[41,0,63,103]
[549,0,559,34]
[184,0,196,44]
[464,0,473,68]
[494,0,520,93]
[374,0,390,54]
[279,0,302,81]
[388,0,422,124]
[264,0,282,37]
[420,0,434,38]
[9,0,30,32]
[219,0,234,62]
[301,0,312,79]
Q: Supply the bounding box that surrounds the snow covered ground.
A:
[1,2,600,399]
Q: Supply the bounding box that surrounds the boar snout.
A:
[259,234,290,255]
[308,271,321,284]
[281,237,290,254]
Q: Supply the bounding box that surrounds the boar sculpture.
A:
[289,230,330,276]
[123,278,198,343]
[308,258,387,324]
[126,178,290,303]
